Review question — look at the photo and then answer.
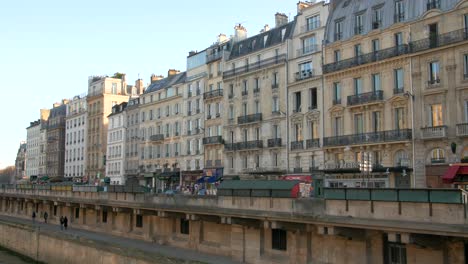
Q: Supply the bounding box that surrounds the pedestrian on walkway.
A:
[59,216,64,230]
[32,211,36,223]
[43,212,48,223]
[63,216,68,230]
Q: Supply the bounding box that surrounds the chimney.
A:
[188,51,197,56]
[297,1,314,13]
[135,79,145,94]
[275,13,288,27]
[217,33,228,43]
[62,99,69,105]
[261,24,270,33]
[234,24,247,43]
[150,74,163,84]
[53,102,61,108]
[167,69,180,76]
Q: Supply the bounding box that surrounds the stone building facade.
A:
[46,101,67,179]
[64,95,87,182]
[106,102,127,185]
[26,120,41,179]
[14,142,26,182]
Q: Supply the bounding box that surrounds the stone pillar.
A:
[230,224,245,263]
[80,207,86,225]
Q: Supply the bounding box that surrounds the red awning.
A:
[280,175,312,183]
[442,165,460,184]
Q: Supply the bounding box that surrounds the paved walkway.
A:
[0,215,241,264]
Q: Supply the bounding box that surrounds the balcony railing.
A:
[421,126,447,139]
[427,78,441,86]
[295,70,316,81]
[393,87,404,95]
[202,136,223,145]
[323,129,412,147]
[354,25,363,35]
[267,138,282,148]
[394,13,405,23]
[306,139,320,149]
[456,123,468,136]
[237,140,264,151]
[149,134,164,142]
[296,44,319,57]
[291,141,304,150]
[410,28,468,54]
[204,89,223,100]
[206,51,225,63]
[271,83,279,89]
[223,54,286,79]
[427,0,441,10]
[372,20,382,30]
[301,21,321,33]
[334,32,343,41]
[333,99,342,105]
[347,90,383,106]
[238,113,262,125]
[324,45,409,74]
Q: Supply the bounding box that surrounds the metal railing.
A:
[456,123,468,136]
[202,136,223,145]
[306,139,320,149]
[267,138,282,148]
[238,113,262,124]
[296,44,319,57]
[333,99,342,105]
[421,126,447,139]
[393,87,404,95]
[149,134,164,142]
[347,90,384,106]
[223,54,286,79]
[291,141,304,150]
[203,89,223,100]
[427,0,441,10]
[295,70,316,81]
[323,129,412,147]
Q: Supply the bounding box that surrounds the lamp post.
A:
[359,152,373,188]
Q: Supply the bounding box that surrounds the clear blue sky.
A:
[0,0,297,168]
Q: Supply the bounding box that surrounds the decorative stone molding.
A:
[446,64,457,72]
[306,110,320,121]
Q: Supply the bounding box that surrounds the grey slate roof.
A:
[144,72,186,94]
[229,21,296,60]
[324,0,462,45]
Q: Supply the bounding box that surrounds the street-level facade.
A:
[25,120,41,179]
[106,102,127,185]
[223,17,294,180]
[64,95,87,182]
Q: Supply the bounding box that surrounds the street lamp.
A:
[359,152,373,188]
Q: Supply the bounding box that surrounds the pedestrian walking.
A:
[63,216,68,230]
[43,212,48,223]
[59,216,64,230]
[32,211,36,223]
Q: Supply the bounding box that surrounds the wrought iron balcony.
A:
[202,136,223,145]
[223,54,286,79]
[237,140,263,151]
[334,32,343,41]
[253,88,260,94]
[296,44,319,57]
[293,168,303,173]
[421,126,447,139]
[347,90,383,106]
[456,123,468,137]
[354,25,363,35]
[271,83,279,89]
[242,91,248,96]
[393,87,404,95]
[224,143,236,151]
[323,129,412,147]
[301,21,321,33]
[206,51,225,63]
[372,20,382,30]
[333,99,342,105]
[427,78,441,86]
[394,13,405,23]
[295,70,316,81]
[291,141,304,150]
[203,89,223,100]
[267,138,282,148]
[238,113,262,125]
[427,0,440,10]
[306,139,320,149]
[149,134,164,142]
[409,28,468,54]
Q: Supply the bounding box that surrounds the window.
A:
[394,1,405,23]
[372,111,381,132]
[372,74,381,92]
[272,229,287,251]
[295,123,303,141]
[293,91,301,112]
[102,211,108,223]
[242,80,248,95]
[395,32,403,46]
[272,97,279,112]
[242,103,247,116]
[180,219,190,234]
[431,148,445,163]
[387,242,407,264]
[75,207,80,219]
[334,50,341,62]
[303,36,317,54]
[394,68,404,92]
[354,44,362,57]
[354,113,364,134]
[299,62,312,74]
[229,105,234,119]
[372,8,382,29]
[334,116,343,136]
[354,14,364,35]
[135,214,143,228]
[273,125,280,138]
[430,104,443,126]
[465,101,468,122]
[333,82,341,104]
[308,121,318,139]
[464,54,468,79]
[243,129,248,141]
[309,88,317,110]
[272,72,279,86]
[395,107,406,129]
[306,15,320,31]
[354,78,363,95]
[254,78,260,91]
[372,39,380,53]
[428,61,440,85]
[111,83,117,94]
[427,0,440,10]
[334,20,343,40]
[255,101,260,114]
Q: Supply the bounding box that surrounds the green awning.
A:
[143,173,155,178]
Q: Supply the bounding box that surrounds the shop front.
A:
[195,168,224,195]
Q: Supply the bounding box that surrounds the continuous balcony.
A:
[267,138,282,148]
[149,134,164,142]
[237,113,262,125]
[206,51,225,63]
[347,90,383,106]
[237,140,263,151]
[323,129,412,147]
[203,89,223,100]
[456,123,468,137]
[306,139,320,149]
[421,126,447,139]
[295,70,316,81]
[223,54,286,79]
[291,141,304,150]
[202,136,223,145]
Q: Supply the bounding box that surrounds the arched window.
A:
[431,148,445,164]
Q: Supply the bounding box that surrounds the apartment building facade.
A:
[26,120,41,179]
[86,74,130,183]
[124,97,142,183]
[46,102,67,179]
[222,17,294,179]
[64,95,87,182]
[106,102,127,185]
[287,1,329,184]
[14,142,26,182]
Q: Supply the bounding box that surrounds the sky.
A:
[0,0,299,169]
